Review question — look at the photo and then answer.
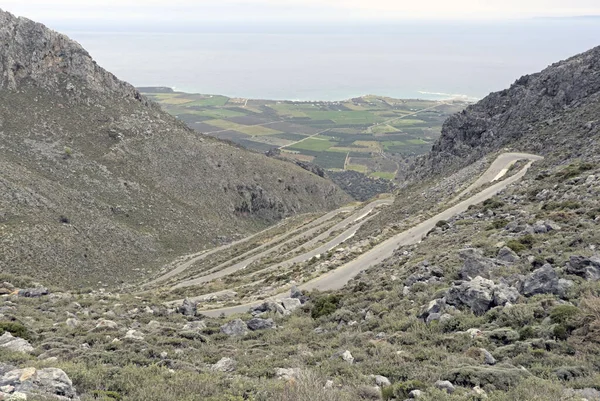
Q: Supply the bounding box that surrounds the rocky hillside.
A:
[0,9,350,289]
[412,45,600,178]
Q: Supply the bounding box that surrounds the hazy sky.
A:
[3,0,600,25]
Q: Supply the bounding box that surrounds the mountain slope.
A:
[412,45,600,178]
[0,9,350,289]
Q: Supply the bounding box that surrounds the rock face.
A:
[179,299,197,317]
[0,332,33,353]
[0,9,349,289]
[412,45,600,177]
[246,318,276,331]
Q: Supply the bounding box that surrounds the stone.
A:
[178,298,197,317]
[275,368,301,381]
[522,264,572,297]
[0,333,33,354]
[211,357,236,372]
[409,389,423,398]
[124,330,144,341]
[220,319,248,336]
[467,328,483,338]
[459,248,497,279]
[497,246,519,263]
[281,298,302,312]
[182,321,206,331]
[472,386,487,397]
[533,221,548,234]
[435,380,455,394]
[0,367,78,400]
[493,283,520,306]
[324,380,334,389]
[341,350,354,364]
[481,348,497,365]
[566,256,600,281]
[65,318,79,328]
[290,286,309,304]
[17,287,49,298]
[93,319,118,331]
[373,375,391,387]
[446,276,495,315]
[250,301,287,316]
[246,318,276,331]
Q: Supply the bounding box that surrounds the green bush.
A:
[483,198,505,210]
[0,321,30,340]
[381,380,426,400]
[506,240,526,254]
[487,218,508,230]
[311,294,342,319]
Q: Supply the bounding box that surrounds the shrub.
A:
[311,294,342,319]
[0,322,30,340]
[483,198,505,210]
[487,219,508,230]
[506,240,526,254]
[381,380,426,400]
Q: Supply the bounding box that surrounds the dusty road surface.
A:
[189,153,542,317]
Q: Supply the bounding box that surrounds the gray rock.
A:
[0,333,33,354]
[374,375,391,387]
[341,350,354,364]
[497,246,520,263]
[533,222,548,234]
[0,367,78,399]
[65,318,80,328]
[211,357,236,372]
[493,283,520,306]
[566,256,600,281]
[281,297,302,312]
[250,301,287,316]
[481,348,497,365]
[446,276,495,315]
[246,318,276,331]
[220,319,248,336]
[93,319,118,331]
[124,330,144,341]
[182,321,207,331]
[179,298,197,317]
[420,298,446,321]
[459,249,496,280]
[290,285,309,304]
[522,264,572,297]
[409,389,423,398]
[17,287,49,298]
[435,380,455,394]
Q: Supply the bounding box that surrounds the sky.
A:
[2,0,600,26]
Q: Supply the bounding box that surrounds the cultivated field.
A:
[141,89,468,180]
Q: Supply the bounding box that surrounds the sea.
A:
[64,19,600,101]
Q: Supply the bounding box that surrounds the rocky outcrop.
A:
[220,319,248,336]
[412,45,600,177]
[566,256,600,281]
[0,365,78,400]
[521,264,573,297]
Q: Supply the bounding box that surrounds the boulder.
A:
[281,298,302,312]
[65,318,80,328]
[497,247,520,263]
[0,367,78,399]
[405,262,444,286]
[521,264,572,297]
[566,256,600,281]
[435,380,455,394]
[0,332,33,354]
[290,286,309,304]
[481,348,497,365]
[409,389,423,398]
[493,283,520,306]
[178,298,197,317]
[373,375,391,387]
[246,318,276,331]
[446,277,495,315]
[220,319,248,336]
[341,350,354,364]
[459,249,497,279]
[211,357,236,372]
[124,330,144,341]
[17,287,49,298]
[250,301,287,316]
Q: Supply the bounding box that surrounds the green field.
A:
[141,89,468,179]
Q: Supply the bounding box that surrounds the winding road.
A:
[171,198,393,289]
[186,152,542,317]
